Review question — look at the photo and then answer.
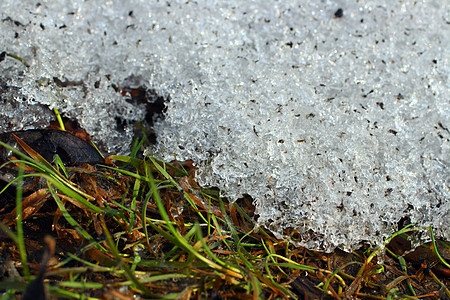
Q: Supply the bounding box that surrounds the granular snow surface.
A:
[0,0,448,252]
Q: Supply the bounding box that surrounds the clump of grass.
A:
[0,138,449,299]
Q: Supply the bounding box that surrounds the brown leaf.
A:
[2,188,50,226]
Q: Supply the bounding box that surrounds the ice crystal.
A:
[1,0,448,252]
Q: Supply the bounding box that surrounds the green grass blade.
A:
[15,162,30,280]
[41,173,103,213]
[99,218,157,298]
[146,169,243,280]
[429,225,450,269]
[53,107,65,130]
[59,281,104,289]
[130,137,145,159]
[48,286,100,300]
[129,177,140,233]
[5,52,30,67]
[53,154,68,178]
[148,157,182,192]
[100,164,152,182]
[48,184,96,242]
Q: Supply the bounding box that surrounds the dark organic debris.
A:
[0,129,104,165]
[334,8,344,18]
[22,236,55,300]
[120,86,168,144]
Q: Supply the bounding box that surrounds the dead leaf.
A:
[0,129,104,165]
[2,188,50,226]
